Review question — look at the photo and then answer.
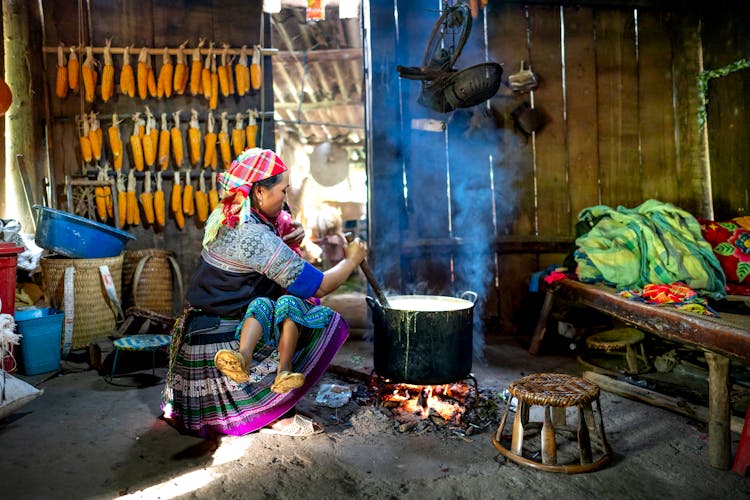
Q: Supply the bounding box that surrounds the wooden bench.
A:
[529,278,750,470]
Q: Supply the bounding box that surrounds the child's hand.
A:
[282,220,305,247]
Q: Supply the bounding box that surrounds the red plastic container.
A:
[0,242,24,372]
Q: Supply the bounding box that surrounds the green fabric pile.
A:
[574,199,726,298]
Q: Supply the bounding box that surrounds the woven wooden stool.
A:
[492,373,612,473]
[585,327,650,374]
[108,334,171,382]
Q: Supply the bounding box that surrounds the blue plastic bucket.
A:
[33,205,135,259]
[15,307,64,375]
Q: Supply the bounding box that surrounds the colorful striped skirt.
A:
[161,309,348,438]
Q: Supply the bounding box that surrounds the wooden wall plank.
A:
[563,6,600,220]
[594,8,640,208]
[529,5,569,236]
[638,10,678,205]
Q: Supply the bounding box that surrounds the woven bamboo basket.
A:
[122,249,183,316]
[41,254,123,351]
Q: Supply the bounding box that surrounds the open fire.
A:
[378,381,473,425]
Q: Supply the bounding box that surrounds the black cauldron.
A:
[367,291,477,385]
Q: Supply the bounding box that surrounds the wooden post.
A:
[3,0,35,229]
[704,351,731,470]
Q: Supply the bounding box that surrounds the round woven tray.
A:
[122,249,182,316]
[41,254,123,351]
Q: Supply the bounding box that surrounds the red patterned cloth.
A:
[699,217,750,295]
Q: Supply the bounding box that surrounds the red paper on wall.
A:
[307,0,325,21]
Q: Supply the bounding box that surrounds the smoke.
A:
[369,1,521,362]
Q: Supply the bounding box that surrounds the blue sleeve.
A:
[285,261,324,298]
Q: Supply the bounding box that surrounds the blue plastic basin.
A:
[33,205,135,259]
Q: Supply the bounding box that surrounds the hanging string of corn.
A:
[246,109,258,150]
[120,46,135,98]
[219,111,232,169]
[251,44,263,91]
[183,169,195,216]
[188,109,202,167]
[172,171,185,229]
[202,43,213,103]
[68,46,80,94]
[146,50,158,98]
[235,45,249,97]
[101,39,115,102]
[82,46,97,103]
[158,112,171,171]
[103,164,114,219]
[171,110,184,168]
[154,171,166,227]
[108,113,123,171]
[218,44,232,97]
[126,168,140,226]
[116,171,127,228]
[137,47,149,100]
[232,112,246,157]
[173,40,189,95]
[157,46,173,99]
[79,113,93,164]
[142,107,158,169]
[209,51,219,110]
[209,171,219,211]
[203,111,217,169]
[140,171,155,225]
[130,112,145,171]
[189,38,205,96]
[55,43,68,99]
[94,166,109,221]
[196,170,209,222]
[87,111,103,163]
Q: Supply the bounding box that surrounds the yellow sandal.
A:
[214,349,249,383]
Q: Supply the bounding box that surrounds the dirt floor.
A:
[1,337,748,500]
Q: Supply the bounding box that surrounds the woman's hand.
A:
[282,220,305,247]
[345,238,367,266]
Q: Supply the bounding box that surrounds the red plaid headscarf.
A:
[203,148,288,247]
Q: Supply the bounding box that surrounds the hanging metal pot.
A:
[367,291,477,385]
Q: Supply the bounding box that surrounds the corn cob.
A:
[251,44,263,90]
[120,46,136,98]
[142,107,158,168]
[147,50,158,98]
[68,46,80,94]
[137,47,149,100]
[117,172,128,228]
[218,44,231,97]
[55,44,68,99]
[202,43,213,102]
[158,113,171,171]
[126,168,140,226]
[232,112,246,157]
[196,170,209,222]
[172,171,185,229]
[94,168,108,221]
[154,171,166,226]
[157,47,173,99]
[101,39,115,102]
[189,38,205,96]
[140,171,155,225]
[82,46,97,103]
[235,45,249,96]
[188,109,202,166]
[209,53,219,110]
[171,110,184,167]
[246,109,258,149]
[173,40,189,95]
[130,112,145,171]
[108,113,123,171]
[88,112,103,163]
[203,111,217,169]
[219,112,232,169]
[79,114,93,163]
[183,169,195,216]
[102,165,114,218]
[209,171,220,211]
